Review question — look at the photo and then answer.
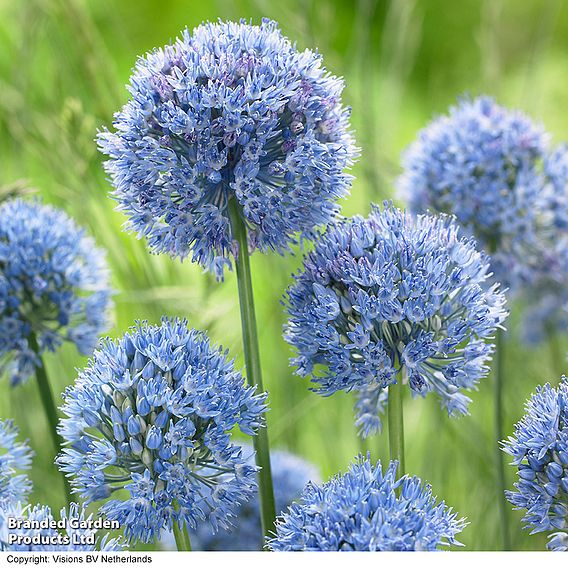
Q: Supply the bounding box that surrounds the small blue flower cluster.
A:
[398,96,552,292]
[519,145,568,344]
[57,318,267,543]
[189,445,319,550]
[0,199,112,385]
[519,292,568,346]
[98,19,357,278]
[502,377,568,550]
[542,144,568,234]
[353,383,389,439]
[268,456,465,551]
[0,502,123,551]
[285,203,507,436]
[0,419,32,508]
[547,531,568,551]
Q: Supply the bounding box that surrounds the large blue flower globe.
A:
[57,318,268,543]
[268,457,465,551]
[98,19,357,278]
[397,96,552,292]
[285,203,507,436]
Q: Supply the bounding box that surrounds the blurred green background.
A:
[1,0,567,551]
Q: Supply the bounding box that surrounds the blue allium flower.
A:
[284,203,507,436]
[0,199,112,385]
[397,96,551,291]
[0,502,123,551]
[189,445,319,550]
[502,376,568,550]
[98,19,357,278]
[57,318,268,543]
[267,456,465,551]
[0,419,32,509]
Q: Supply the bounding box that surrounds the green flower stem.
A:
[358,429,370,457]
[546,326,565,379]
[172,521,192,551]
[28,332,73,507]
[228,199,277,541]
[494,328,511,550]
[388,366,405,475]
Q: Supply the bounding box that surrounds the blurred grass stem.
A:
[546,326,565,379]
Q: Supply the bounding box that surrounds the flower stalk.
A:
[546,326,564,379]
[172,503,192,552]
[388,366,405,476]
[28,332,73,507]
[228,198,276,540]
[494,328,511,550]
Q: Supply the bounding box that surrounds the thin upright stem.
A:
[228,199,276,542]
[546,326,565,379]
[28,332,73,507]
[172,521,192,551]
[388,366,405,475]
[494,328,511,550]
[357,428,370,458]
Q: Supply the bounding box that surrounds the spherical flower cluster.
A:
[397,96,550,291]
[0,502,123,551]
[267,456,465,551]
[0,199,112,385]
[0,419,32,508]
[190,445,319,550]
[285,203,507,436]
[502,376,568,551]
[57,318,267,543]
[97,19,357,278]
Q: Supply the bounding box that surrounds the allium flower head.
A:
[502,376,568,550]
[0,199,112,385]
[397,96,550,291]
[98,19,357,278]
[57,318,267,543]
[0,419,32,508]
[0,502,123,551]
[285,203,507,436]
[190,445,319,550]
[268,456,465,551]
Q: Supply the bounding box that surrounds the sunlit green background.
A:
[1,0,567,551]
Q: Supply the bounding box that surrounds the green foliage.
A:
[0,0,567,550]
